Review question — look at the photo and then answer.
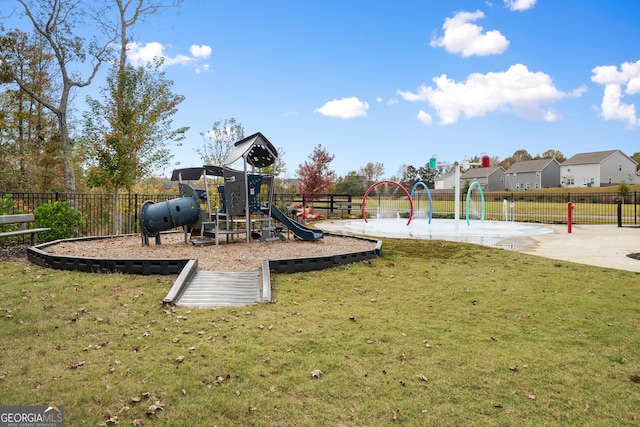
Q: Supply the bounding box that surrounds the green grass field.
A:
[1,239,639,426]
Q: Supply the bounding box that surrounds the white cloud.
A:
[386,98,399,105]
[127,41,212,72]
[315,97,369,119]
[190,44,212,59]
[504,0,537,11]
[430,10,509,57]
[591,60,640,129]
[195,63,210,74]
[397,64,584,124]
[417,110,433,126]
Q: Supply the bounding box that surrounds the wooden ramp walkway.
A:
[174,270,262,308]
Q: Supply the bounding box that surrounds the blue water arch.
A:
[409,182,433,224]
[465,181,485,226]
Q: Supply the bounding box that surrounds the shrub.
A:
[617,182,630,200]
[0,195,19,216]
[34,201,86,241]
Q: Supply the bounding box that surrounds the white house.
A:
[560,150,640,188]
[434,171,457,190]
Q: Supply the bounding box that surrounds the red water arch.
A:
[361,180,413,225]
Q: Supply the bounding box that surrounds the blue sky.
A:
[8,0,640,178]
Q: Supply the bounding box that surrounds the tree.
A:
[537,149,566,163]
[105,0,184,73]
[81,59,187,232]
[633,152,640,171]
[0,28,62,191]
[358,162,385,185]
[397,163,438,190]
[296,144,335,204]
[259,145,286,176]
[416,163,439,189]
[195,118,245,166]
[1,0,116,198]
[500,149,532,169]
[334,171,368,195]
[397,164,419,190]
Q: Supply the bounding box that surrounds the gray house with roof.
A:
[504,158,561,191]
[460,166,505,191]
[560,149,639,187]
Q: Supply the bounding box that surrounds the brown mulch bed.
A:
[29,232,379,271]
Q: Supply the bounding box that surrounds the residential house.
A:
[560,149,640,187]
[434,171,457,190]
[460,166,506,191]
[504,158,561,191]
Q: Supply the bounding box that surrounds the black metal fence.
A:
[1,191,638,243]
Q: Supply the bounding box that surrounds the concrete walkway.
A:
[519,224,640,273]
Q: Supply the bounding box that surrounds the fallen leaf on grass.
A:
[69,361,85,369]
[508,365,518,371]
[146,400,164,416]
[417,374,428,382]
[311,369,323,378]
[630,374,640,383]
[528,394,536,400]
[175,355,185,363]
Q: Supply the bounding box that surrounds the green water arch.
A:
[465,181,485,226]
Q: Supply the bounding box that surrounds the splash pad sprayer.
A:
[429,153,490,231]
[361,180,413,225]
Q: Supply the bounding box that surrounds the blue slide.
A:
[270,205,324,241]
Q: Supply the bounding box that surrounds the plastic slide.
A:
[270,205,324,241]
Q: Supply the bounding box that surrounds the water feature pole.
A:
[430,154,490,231]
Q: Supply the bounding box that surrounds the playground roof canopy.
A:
[224,132,278,168]
[171,165,224,181]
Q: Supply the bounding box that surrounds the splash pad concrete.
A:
[320,218,555,249]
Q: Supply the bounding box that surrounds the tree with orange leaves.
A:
[295,144,336,204]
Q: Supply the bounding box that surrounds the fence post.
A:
[617,199,622,228]
[567,201,573,233]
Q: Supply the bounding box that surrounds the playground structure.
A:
[139,132,323,246]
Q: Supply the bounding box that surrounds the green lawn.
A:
[1,239,639,426]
